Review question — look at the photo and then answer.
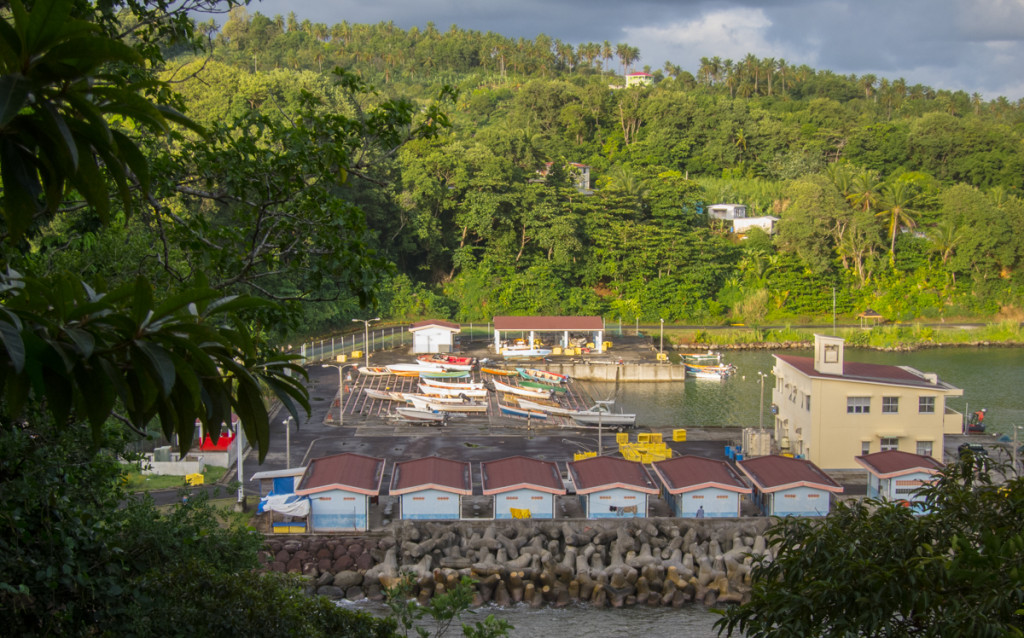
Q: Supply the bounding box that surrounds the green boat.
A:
[520,379,567,393]
[418,370,471,379]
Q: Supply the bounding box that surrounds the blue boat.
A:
[499,404,548,420]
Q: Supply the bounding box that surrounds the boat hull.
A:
[492,379,553,400]
[499,405,548,419]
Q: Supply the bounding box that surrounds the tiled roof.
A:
[480,456,565,495]
[652,455,751,494]
[567,456,659,495]
[390,456,473,495]
[775,354,958,390]
[295,453,384,496]
[493,316,604,331]
[409,319,461,331]
[737,455,843,493]
[855,450,943,478]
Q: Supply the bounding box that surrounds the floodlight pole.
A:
[322,363,357,426]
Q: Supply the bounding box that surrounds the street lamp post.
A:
[284,416,292,469]
[352,317,380,368]
[322,363,357,426]
[757,371,768,431]
[659,318,664,357]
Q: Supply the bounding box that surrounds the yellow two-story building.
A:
[772,335,963,470]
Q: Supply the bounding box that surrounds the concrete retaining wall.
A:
[542,363,687,382]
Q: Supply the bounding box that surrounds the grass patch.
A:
[123,465,229,492]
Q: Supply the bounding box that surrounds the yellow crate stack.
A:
[573,451,598,462]
[617,433,672,464]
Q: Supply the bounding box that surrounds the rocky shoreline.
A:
[262,517,773,609]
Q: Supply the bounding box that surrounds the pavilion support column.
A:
[529,331,535,347]
[563,330,569,348]
[595,330,603,353]
[494,330,501,352]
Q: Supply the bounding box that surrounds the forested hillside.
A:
[33,7,1024,337]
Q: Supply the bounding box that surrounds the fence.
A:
[295,323,496,365]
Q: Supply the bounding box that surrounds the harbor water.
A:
[582,347,1024,436]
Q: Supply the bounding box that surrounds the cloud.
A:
[624,7,800,67]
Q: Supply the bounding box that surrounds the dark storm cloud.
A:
[231,0,1024,98]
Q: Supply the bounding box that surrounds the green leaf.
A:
[0,313,26,373]
[24,0,74,52]
[63,326,95,359]
[132,340,176,397]
[0,75,30,127]
[0,138,43,239]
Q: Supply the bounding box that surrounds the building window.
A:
[917,441,933,457]
[806,395,811,412]
[919,396,935,414]
[824,344,839,363]
[847,397,870,414]
[881,437,899,451]
[882,397,899,414]
[862,441,871,455]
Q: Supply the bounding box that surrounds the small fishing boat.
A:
[386,363,444,376]
[395,407,448,423]
[481,367,516,376]
[499,404,548,420]
[679,351,724,365]
[570,401,636,428]
[405,394,469,407]
[520,379,567,394]
[683,363,736,380]
[416,353,477,371]
[418,370,472,379]
[425,401,488,413]
[516,398,580,416]
[417,383,488,398]
[420,377,486,391]
[358,366,391,377]
[364,388,406,402]
[517,367,569,384]
[492,379,554,400]
[500,345,553,358]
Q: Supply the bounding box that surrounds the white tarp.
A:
[258,493,310,517]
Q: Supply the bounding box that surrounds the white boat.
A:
[516,398,580,416]
[492,379,553,400]
[420,377,486,391]
[500,345,553,358]
[570,401,637,428]
[387,363,445,376]
[358,366,391,377]
[416,354,476,371]
[417,383,489,398]
[364,388,406,402]
[395,407,447,423]
[405,395,469,408]
[425,401,488,413]
[684,363,736,380]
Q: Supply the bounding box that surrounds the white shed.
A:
[408,320,461,354]
[733,216,779,235]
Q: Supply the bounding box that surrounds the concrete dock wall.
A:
[540,363,687,382]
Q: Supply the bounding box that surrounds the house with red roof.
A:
[480,456,566,519]
[567,456,659,519]
[855,449,943,509]
[651,456,751,518]
[294,453,384,532]
[772,334,963,470]
[737,455,843,517]
[390,456,473,520]
[408,319,461,354]
[625,71,653,87]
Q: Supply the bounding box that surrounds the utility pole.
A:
[660,318,665,358]
[757,371,767,431]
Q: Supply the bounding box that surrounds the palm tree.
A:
[827,162,856,198]
[847,169,882,213]
[876,180,919,263]
[602,40,613,75]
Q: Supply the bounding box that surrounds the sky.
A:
[224,0,1024,100]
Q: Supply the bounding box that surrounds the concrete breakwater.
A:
[262,518,773,609]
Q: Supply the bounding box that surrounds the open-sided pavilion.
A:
[492,316,606,353]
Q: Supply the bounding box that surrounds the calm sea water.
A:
[582,347,1024,436]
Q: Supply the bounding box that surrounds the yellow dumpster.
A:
[185,473,204,486]
[656,352,669,361]
[673,428,687,442]
[351,350,363,359]
[650,432,663,444]
[637,433,652,444]
[574,347,582,355]
[615,432,629,444]
[552,346,563,355]
[337,354,347,363]
[603,341,612,350]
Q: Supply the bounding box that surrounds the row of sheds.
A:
[255,450,942,533]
